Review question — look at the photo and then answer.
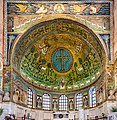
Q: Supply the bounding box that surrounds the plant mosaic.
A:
[7,34,19,64]
[99,34,111,60]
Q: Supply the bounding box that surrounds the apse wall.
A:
[0,0,116,119]
[9,18,107,111]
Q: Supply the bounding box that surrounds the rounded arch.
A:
[10,18,107,93]
[27,87,33,108]
[89,86,96,107]
[75,93,83,110]
[42,93,51,110]
[59,94,68,111]
[9,15,109,63]
[11,18,107,68]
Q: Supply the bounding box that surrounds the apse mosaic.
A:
[10,18,105,92]
[20,32,102,91]
[3,0,113,93]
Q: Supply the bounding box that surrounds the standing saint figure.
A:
[53,100,57,110]
[60,77,65,89]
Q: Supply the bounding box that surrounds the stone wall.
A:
[0,102,52,120]
[84,101,117,120]
[0,101,117,120]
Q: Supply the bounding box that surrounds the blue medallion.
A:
[52,48,73,73]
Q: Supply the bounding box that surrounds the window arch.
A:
[27,88,33,108]
[59,95,68,111]
[76,93,83,110]
[42,93,51,110]
[89,86,96,107]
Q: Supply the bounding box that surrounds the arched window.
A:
[59,95,68,110]
[27,88,33,108]
[42,93,51,110]
[76,93,83,110]
[89,86,96,107]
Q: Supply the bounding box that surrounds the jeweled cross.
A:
[56,49,69,71]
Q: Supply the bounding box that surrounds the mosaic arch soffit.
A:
[10,18,107,93]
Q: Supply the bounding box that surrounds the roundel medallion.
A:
[52,48,73,73]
